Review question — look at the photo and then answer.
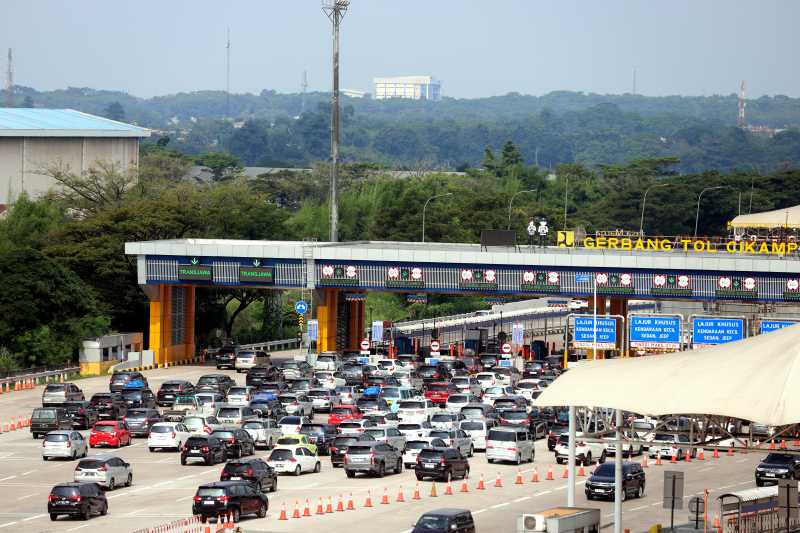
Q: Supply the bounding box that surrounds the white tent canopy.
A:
[533,323,800,426]
[731,204,800,227]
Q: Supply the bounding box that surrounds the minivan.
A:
[485,426,535,464]
[73,455,133,490]
[458,418,499,450]
[42,383,85,406]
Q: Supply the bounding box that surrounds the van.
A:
[485,426,535,464]
[458,418,499,450]
[42,383,85,407]
[31,408,74,438]
[216,406,258,428]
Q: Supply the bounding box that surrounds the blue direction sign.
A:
[760,320,796,334]
[630,316,681,349]
[573,317,617,349]
[295,301,308,314]
[692,318,743,348]
[576,275,590,282]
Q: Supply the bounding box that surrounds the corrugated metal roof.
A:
[0,109,149,137]
[717,486,779,502]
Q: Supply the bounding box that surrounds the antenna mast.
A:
[738,80,746,127]
[226,29,230,120]
[301,70,308,114]
[632,67,637,95]
[5,48,13,108]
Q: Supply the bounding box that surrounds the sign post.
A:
[663,471,684,533]
[430,340,440,357]
[360,339,371,356]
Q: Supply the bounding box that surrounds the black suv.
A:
[246,366,280,387]
[221,458,277,492]
[330,434,376,467]
[182,435,228,465]
[438,359,470,378]
[548,422,569,451]
[196,374,236,396]
[523,361,557,379]
[299,424,338,455]
[192,481,268,522]
[250,397,285,419]
[89,393,128,420]
[48,482,108,521]
[257,382,289,395]
[756,453,800,486]
[120,387,157,409]
[344,442,403,478]
[417,364,452,385]
[586,461,646,501]
[414,447,470,481]
[342,363,369,385]
[211,429,256,459]
[123,408,164,436]
[108,372,148,393]
[216,346,237,369]
[61,401,100,430]
[157,381,195,406]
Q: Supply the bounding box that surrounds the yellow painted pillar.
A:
[185,285,196,360]
[148,284,196,365]
[149,285,167,365]
[350,299,365,350]
[318,289,338,353]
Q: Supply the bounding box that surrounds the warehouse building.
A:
[0,108,150,209]
[373,76,443,100]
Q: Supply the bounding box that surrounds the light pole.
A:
[422,193,452,242]
[563,173,571,231]
[508,189,537,230]
[322,0,350,243]
[639,183,668,235]
[695,186,723,236]
[748,176,759,214]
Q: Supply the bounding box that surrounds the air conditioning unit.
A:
[518,514,547,532]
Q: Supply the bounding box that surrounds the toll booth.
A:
[517,508,600,533]
[465,328,488,353]
[395,337,413,355]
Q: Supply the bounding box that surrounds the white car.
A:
[242,419,283,449]
[314,372,346,389]
[458,419,499,451]
[267,446,321,476]
[450,376,482,396]
[392,371,424,390]
[226,386,258,405]
[363,425,407,450]
[182,415,224,435]
[147,422,191,451]
[428,428,474,456]
[395,354,423,371]
[402,437,447,467]
[334,385,362,405]
[396,421,433,439]
[337,419,375,434]
[314,353,343,372]
[555,431,607,465]
[377,359,399,374]
[475,372,499,389]
[490,366,522,387]
[444,394,481,412]
[515,379,547,399]
[42,431,87,460]
[363,411,401,428]
[364,364,385,377]
[482,386,516,403]
[277,416,312,435]
[306,388,341,412]
[276,394,314,417]
[396,399,438,422]
[430,412,467,429]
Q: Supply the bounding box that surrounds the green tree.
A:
[104,101,125,122]
[22,95,34,108]
[193,153,245,182]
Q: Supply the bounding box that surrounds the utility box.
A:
[517,508,600,533]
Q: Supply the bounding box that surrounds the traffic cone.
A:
[795,438,800,447]
[292,501,300,518]
[60,374,64,383]
[714,511,720,528]
[347,493,355,510]
[698,448,705,460]
[532,467,539,482]
[222,514,229,529]
[204,518,211,533]
[642,456,648,468]
[595,459,600,471]
[445,477,453,495]
[477,474,485,489]
[28,379,32,389]
[336,494,344,511]
[685,448,691,461]
[16,416,21,430]
[756,439,761,449]
[381,487,389,504]
[397,486,405,502]
[496,471,503,487]
[6,419,12,432]
[713,445,719,458]
[563,465,569,478]
[742,441,748,454]
[628,452,632,460]
[770,441,776,450]
[215,516,222,531]
[303,499,311,516]
[228,512,234,529]
[781,440,787,449]
[413,483,421,499]
[461,477,469,492]
[728,446,734,456]
[670,453,677,464]
[516,468,523,484]
[365,490,373,507]
[430,482,437,497]
[546,465,554,480]
[656,452,662,465]
[325,496,333,513]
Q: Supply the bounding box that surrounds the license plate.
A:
[191,450,200,454]
[425,464,435,469]
[274,463,284,467]
[351,458,365,462]
[203,501,215,506]
[165,395,173,398]
[230,477,241,480]
[85,472,95,476]
[99,441,108,445]
[766,473,775,477]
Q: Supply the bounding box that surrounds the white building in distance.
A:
[373,76,442,101]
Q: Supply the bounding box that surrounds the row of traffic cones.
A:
[0,414,31,434]
[1,374,66,394]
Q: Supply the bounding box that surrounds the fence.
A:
[132,515,205,533]
[0,362,80,381]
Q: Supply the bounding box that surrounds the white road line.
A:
[577,480,586,485]
[301,482,320,489]
[0,476,17,482]
[0,523,17,529]
[605,514,615,517]
[156,458,173,462]
[699,467,713,472]
[178,475,196,480]
[736,459,748,463]
[514,497,531,502]
[124,509,147,516]
[22,515,44,521]
[491,503,510,508]
[630,507,648,511]
[555,485,568,490]
[473,509,487,514]
[129,443,142,447]
[153,481,174,487]
[67,525,90,531]
[199,469,217,474]
[719,485,735,489]
[652,503,661,506]
[20,470,38,476]
[176,496,193,501]
[107,494,125,499]
[536,491,552,496]
[739,482,750,485]
[130,487,149,493]
[17,493,37,499]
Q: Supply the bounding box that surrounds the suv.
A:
[123,408,164,436]
[648,433,696,460]
[48,482,108,521]
[74,454,133,490]
[279,361,314,381]
[414,447,470,481]
[438,359,470,378]
[31,408,74,438]
[108,372,148,393]
[344,442,403,478]
[192,481,269,521]
[42,383,85,406]
[329,405,363,425]
[330,434,376,467]
[395,354,423,371]
[458,356,484,375]
[215,348,237,369]
[120,387,157,409]
[412,509,475,533]
[499,409,548,438]
[61,401,100,430]
[756,453,800,486]
[555,431,607,465]
[486,426,536,464]
[89,393,128,420]
[235,351,271,373]
[211,429,256,458]
[42,430,88,460]
[315,353,343,372]
[342,363,369,385]
[182,435,228,465]
[246,366,279,388]
[417,364,452,385]
[299,424,339,455]
[196,374,236,396]
[396,399,437,423]
[221,458,277,492]
[156,381,195,406]
[586,461,646,501]
[249,396,285,420]
[216,406,258,428]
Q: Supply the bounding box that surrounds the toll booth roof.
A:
[536,508,597,519]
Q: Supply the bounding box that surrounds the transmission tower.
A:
[5,48,13,108]
[226,29,230,120]
[632,67,637,95]
[301,70,308,114]
[738,80,746,127]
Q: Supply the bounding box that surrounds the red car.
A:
[424,382,458,406]
[458,357,484,375]
[89,421,131,448]
[328,405,363,425]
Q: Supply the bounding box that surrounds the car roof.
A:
[463,403,492,409]
[199,481,249,488]
[422,508,472,517]
[47,430,76,435]
[54,482,92,488]
[83,454,121,460]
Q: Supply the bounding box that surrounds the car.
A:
[120,385,157,409]
[344,441,404,478]
[364,375,402,388]
[276,394,314,418]
[431,412,467,429]
[364,425,407,450]
[417,364,452,385]
[414,447,470,481]
[438,359,471,378]
[397,399,438,422]
[341,350,362,363]
[181,435,228,465]
[42,383,85,406]
[30,407,75,439]
[363,411,401,428]
[224,386,256,405]
[523,360,557,379]
[364,363,385,377]
[602,428,645,457]
[314,372,346,389]
[289,378,322,393]
[450,376,482,395]
[459,403,500,421]
[458,418,500,451]
[256,381,289,395]
[515,379,548,399]
[493,395,531,413]
[486,426,535,464]
[212,428,257,458]
[395,354,424,371]
[215,347,237,369]
[249,396,285,420]
[156,380,195,406]
[216,406,258,428]
[276,433,318,454]
[48,482,108,521]
[498,409,548,438]
[444,394,481,412]
[221,458,277,492]
[61,401,100,430]
[328,405,364,425]
[306,388,342,412]
[334,385,362,405]
[555,431,607,465]
[342,363,370,385]
[183,415,224,435]
[42,430,88,460]
[402,437,448,467]
[245,365,280,388]
[193,392,225,414]
[539,406,567,426]
[586,461,646,501]
[89,421,132,448]
[89,393,128,420]
[547,422,569,451]
[482,385,516,403]
[330,433,376,467]
[425,382,459,407]
[242,419,282,449]
[376,359,399,374]
[148,421,191,451]
[196,374,236,396]
[315,353,343,372]
[356,394,392,413]
[411,508,475,533]
[267,445,321,476]
[489,366,522,387]
[192,481,269,521]
[123,408,164,436]
[299,424,338,455]
[648,433,696,460]
[108,371,148,393]
[755,453,800,486]
[392,371,424,390]
[428,429,473,456]
[74,455,133,490]
[279,361,314,381]
[474,372,499,389]
[378,386,411,406]
[277,416,312,435]
[338,419,375,434]
[235,350,272,373]
[163,394,205,421]
[457,356,485,375]
[397,421,433,439]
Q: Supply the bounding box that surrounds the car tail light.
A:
[440,457,446,465]
[42,442,46,447]
[203,426,211,434]
[106,403,113,405]
[67,442,72,448]
[202,447,210,452]
[577,442,586,447]
[75,467,82,471]
[172,432,176,439]
[290,458,297,463]
[266,457,271,462]
[193,496,203,501]
[216,496,229,501]
[99,465,107,471]
[433,374,439,377]
[290,402,298,406]
[183,446,189,452]
[49,495,58,501]
[70,495,82,502]
[548,433,555,438]
[370,451,375,465]
[486,445,494,449]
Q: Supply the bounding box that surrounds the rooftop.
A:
[0,109,150,138]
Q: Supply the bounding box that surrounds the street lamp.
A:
[695,186,723,236]
[639,183,668,235]
[563,173,571,231]
[422,193,453,242]
[748,176,759,214]
[508,189,537,230]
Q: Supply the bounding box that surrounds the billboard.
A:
[692,318,743,348]
[630,316,681,349]
[573,317,617,349]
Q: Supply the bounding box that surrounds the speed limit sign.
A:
[636,350,647,356]
[430,340,441,352]
[501,342,512,354]
[360,339,370,351]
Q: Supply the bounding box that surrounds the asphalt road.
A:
[0,354,774,533]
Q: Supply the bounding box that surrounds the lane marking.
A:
[22,515,44,521]
[107,494,125,499]
[176,496,193,501]
[178,475,196,480]
[199,469,217,475]
[17,493,37,499]
[536,491,552,496]
[130,487,149,493]
[514,496,531,502]
[156,458,173,463]
[630,507,648,511]
[699,468,713,472]
[20,470,38,476]
[153,481,174,487]
[736,459,748,463]
[719,485,735,489]
[491,503,510,508]
[124,509,147,516]
[67,525,90,531]
[0,476,17,482]
[301,482,320,489]
[473,509,487,514]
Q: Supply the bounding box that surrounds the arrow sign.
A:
[295,301,308,314]
[190,257,200,265]
[252,259,261,267]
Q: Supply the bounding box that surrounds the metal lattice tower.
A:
[226,29,230,120]
[632,67,637,95]
[5,48,13,108]
[301,70,308,114]
[738,80,746,127]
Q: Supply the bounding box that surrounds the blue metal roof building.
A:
[0,108,149,137]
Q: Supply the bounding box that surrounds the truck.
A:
[164,396,205,422]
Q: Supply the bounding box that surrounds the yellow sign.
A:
[582,237,798,255]
[298,314,304,326]
[557,231,575,248]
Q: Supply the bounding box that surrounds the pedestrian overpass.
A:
[124,238,800,364]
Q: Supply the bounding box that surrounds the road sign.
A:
[360,339,371,350]
[573,317,617,349]
[498,360,512,366]
[307,320,318,341]
[298,315,304,326]
[576,275,589,282]
[663,470,684,511]
[692,318,743,348]
[501,342,512,354]
[295,301,308,314]
[630,316,681,349]
[430,340,440,352]
[371,321,384,341]
[636,349,647,356]
[761,320,796,334]
[512,324,524,344]
[595,272,608,285]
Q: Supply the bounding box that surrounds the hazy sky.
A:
[2,0,798,100]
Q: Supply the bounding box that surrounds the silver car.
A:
[279,361,313,381]
[226,386,258,405]
[428,428,474,457]
[215,406,258,428]
[363,425,407,450]
[431,412,467,429]
[242,419,283,449]
[306,388,341,412]
[458,418,498,451]
[42,431,88,460]
[73,455,133,490]
[314,353,343,372]
[276,394,314,417]
[42,383,85,407]
[334,386,362,405]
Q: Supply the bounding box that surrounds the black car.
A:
[755,453,800,486]
[493,396,530,413]
[246,366,280,387]
[108,372,148,393]
[299,424,338,455]
[192,481,268,522]
[548,423,569,451]
[364,412,401,426]
[438,359,470,378]
[417,364,452,385]
[363,376,401,388]
[586,461,646,501]
[498,409,548,439]
[120,387,157,409]
[344,442,403,478]
[211,429,256,459]
[196,374,236,396]
[123,408,164,436]
[479,354,501,369]
[157,381,195,406]
[257,382,289,395]
[342,363,369,385]
[415,447,470,481]
[250,397,285,419]
[540,406,566,426]
[182,435,228,465]
[61,401,100,430]
[48,482,108,521]
[216,348,237,370]
[330,433,376,467]
[221,458,277,492]
[355,396,391,412]
[412,508,476,533]
[89,393,128,420]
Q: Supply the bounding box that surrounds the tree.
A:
[22,96,34,108]
[156,135,170,147]
[193,153,244,182]
[104,101,125,122]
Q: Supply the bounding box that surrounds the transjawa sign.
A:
[582,237,798,255]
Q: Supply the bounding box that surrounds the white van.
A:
[458,419,499,451]
[485,426,535,464]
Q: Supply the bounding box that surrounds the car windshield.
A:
[196,488,226,497]
[364,429,386,437]
[34,409,57,418]
[339,422,362,428]
[517,382,537,389]
[594,463,616,476]
[51,486,81,497]
[291,382,311,389]
[197,377,219,385]
[381,389,400,398]
[151,426,175,433]
[397,356,414,362]
[299,426,324,435]
[223,463,254,474]
[525,363,542,369]
[334,387,352,393]
[765,453,799,464]
[418,450,444,460]
[398,424,422,430]
[183,418,205,426]
[212,431,235,439]
[485,387,504,394]
[418,367,437,374]
[652,433,675,441]
[277,395,298,403]
[77,459,107,470]
[399,402,424,409]
[306,391,329,397]
[347,446,372,455]
[460,422,485,431]
[243,421,265,429]
[488,429,517,442]
[45,384,66,392]
[428,431,450,438]
[634,422,654,430]
[448,395,469,403]
[405,441,431,449]
[356,399,379,409]
[460,408,484,416]
[280,417,302,425]
[427,385,449,392]
[160,383,183,391]
[112,374,133,380]
[217,408,241,418]
[415,515,449,530]
[269,449,293,461]
[316,373,333,379]
[228,388,248,395]
[93,424,117,432]
[431,414,454,422]
[125,411,149,419]
[278,437,301,444]
[62,403,83,411]
[343,365,363,372]
[282,363,299,369]
[501,411,529,420]
[331,407,353,413]
[45,433,69,442]
[196,396,215,404]
[186,437,209,446]
[333,437,358,446]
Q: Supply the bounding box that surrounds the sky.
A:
[2,0,799,100]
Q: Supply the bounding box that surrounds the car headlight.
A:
[757,468,766,472]
[777,469,790,473]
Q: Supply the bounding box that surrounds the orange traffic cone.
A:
[756,439,761,449]
[430,482,437,497]
[215,515,222,531]
[546,465,554,480]
[365,490,373,507]
[578,462,585,476]
[698,448,705,460]
[228,512,234,529]
[781,440,787,449]
[222,514,229,529]
[795,439,799,447]
[292,501,301,518]
[714,511,720,528]
[628,452,632,460]
[532,467,539,482]
[445,477,453,495]
[381,487,389,504]
[642,456,648,468]
[347,493,355,510]
[656,452,662,465]
[21,416,26,428]
[770,441,776,450]
[728,446,734,456]
[461,477,469,492]
[303,499,311,516]
[413,483,421,498]
[16,416,21,429]
[496,471,503,487]
[515,468,523,484]
[325,496,333,513]
[397,486,405,502]
[563,465,569,478]
[60,374,64,383]
[477,474,485,489]
[670,453,677,464]
[6,419,12,432]
[685,448,691,462]
[595,459,600,471]
[742,440,748,454]
[336,494,344,511]
[204,518,211,533]
[713,445,719,458]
